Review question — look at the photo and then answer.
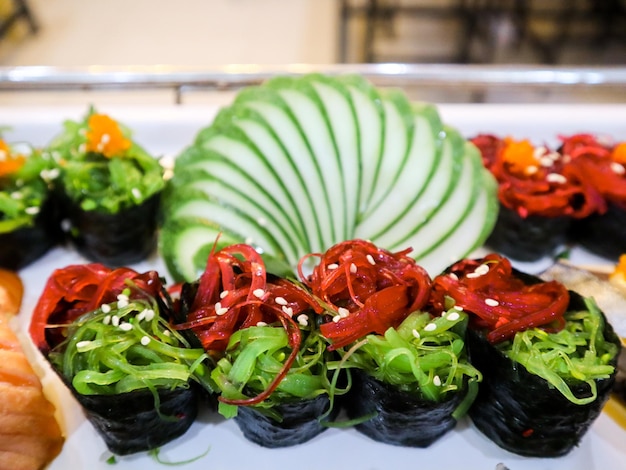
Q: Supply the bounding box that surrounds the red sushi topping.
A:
[175,242,323,406]
[298,239,432,350]
[470,134,600,218]
[431,253,569,344]
[29,264,164,353]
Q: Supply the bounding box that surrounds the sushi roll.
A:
[47,109,165,266]
[29,264,210,455]
[0,136,63,270]
[432,253,621,457]
[174,242,339,447]
[470,134,599,261]
[562,134,626,260]
[299,239,481,447]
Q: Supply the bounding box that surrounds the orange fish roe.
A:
[85,113,131,158]
[0,139,26,178]
[611,142,626,165]
[501,138,539,175]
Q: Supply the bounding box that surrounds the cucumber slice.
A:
[354,103,444,240]
[159,217,242,283]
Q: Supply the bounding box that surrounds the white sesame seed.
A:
[131,188,142,200]
[332,315,342,323]
[140,336,151,346]
[136,310,146,322]
[10,191,23,200]
[447,311,461,321]
[111,315,120,327]
[525,165,538,175]
[466,272,480,279]
[338,307,350,318]
[144,309,155,322]
[101,133,110,144]
[220,290,229,299]
[216,307,229,316]
[102,315,111,325]
[449,272,459,281]
[256,321,267,327]
[350,263,357,274]
[101,304,111,314]
[297,314,308,326]
[327,263,339,270]
[539,156,553,167]
[433,375,442,386]
[533,146,547,159]
[485,298,500,307]
[275,296,288,306]
[253,288,265,298]
[546,173,567,184]
[366,254,376,266]
[119,322,133,331]
[611,162,625,175]
[25,206,40,215]
[424,323,437,332]
[163,330,171,337]
[117,298,129,308]
[412,329,420,339]
[76,340,93,350]
[453,305,464,311]
[282,306,294,317]
[475,264,490,275]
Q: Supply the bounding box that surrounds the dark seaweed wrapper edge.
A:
[467,288,621,457]
[570,200,626,260]
[343,369,466,447]
[234,394,338,448]
[486,203,571,262]
[0,192,64,270]
[62,192,161,266]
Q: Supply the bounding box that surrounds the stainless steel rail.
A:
[2,64,625,103]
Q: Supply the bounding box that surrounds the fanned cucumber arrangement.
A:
[161,74,498,282]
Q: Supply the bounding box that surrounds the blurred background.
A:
[0,0,625,104]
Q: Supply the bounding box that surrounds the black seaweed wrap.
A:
[233,394,337,448]
[570,201,626,261]
[467,289,621,457]
[63,192,161,266]
[70,383,198,455]
[0,194,64,270]
[344,369,465,447]
[486,204,571,261]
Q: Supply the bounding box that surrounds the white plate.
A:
[5,103,626,470]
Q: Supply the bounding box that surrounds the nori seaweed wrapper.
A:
[234,394,337,448]
[486,203,570,261]
[66,378,198,455]
[343,369,465,447]
[62,191,161,266]
[570,201,626,261]
[0,192,64,270]
[467,289,621,457]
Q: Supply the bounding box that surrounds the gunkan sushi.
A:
[299,239,481,447]
[432,253,621,457]
[174,242,340,447]
[29,264,210,455]
[0,136,63,270]
[46,109,165,266]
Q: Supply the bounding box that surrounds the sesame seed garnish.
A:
[338,307,350,318]
[447,311,461,321]
[332,315,342,323]
[475,264,489,275]
[117,294,129,308]
[297,314,308,326]
[485,298,499,307]
[539,156,553,167]
[275,296,288,306]
[611,162,625,175]
[256,321,268,327]
[253,288,265,298]
[101,133,111,144]
[136,310,146,322]
[10,191,23,199]
[449,272,459,281]
[533,146,547,159]
[103,315,111,325]
[433,375,442,386]
[546,173,567,184]
[119,322,133,331]
[111,315,120,326]
[25,206,40,215]
[424,323,437,332]
[282,306,293,317]
[327,263,339,270]
[76,340,93,351]
[215,303,228,316]
[453,305,464,311]
[350,263,357,274]
[144,309,155,322]
[101,304,111,314]
[412,329,420,339]
[140,336,151,346]
[220,290,229,299]
[131,188,142,200]
[525,165,538,175]
[163,330,171,337]
[366,254,376,265]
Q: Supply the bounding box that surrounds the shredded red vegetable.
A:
[298,239,432,350]
[29,264,165,353]
[431,253,569,344]
[175,242,323,406]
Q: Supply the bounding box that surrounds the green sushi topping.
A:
[49,288,210,395]
[336,310,482,412]
[0,141,56,233]
[47,108,165,214]
[211,321,338,420]
[498,297,619,405]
